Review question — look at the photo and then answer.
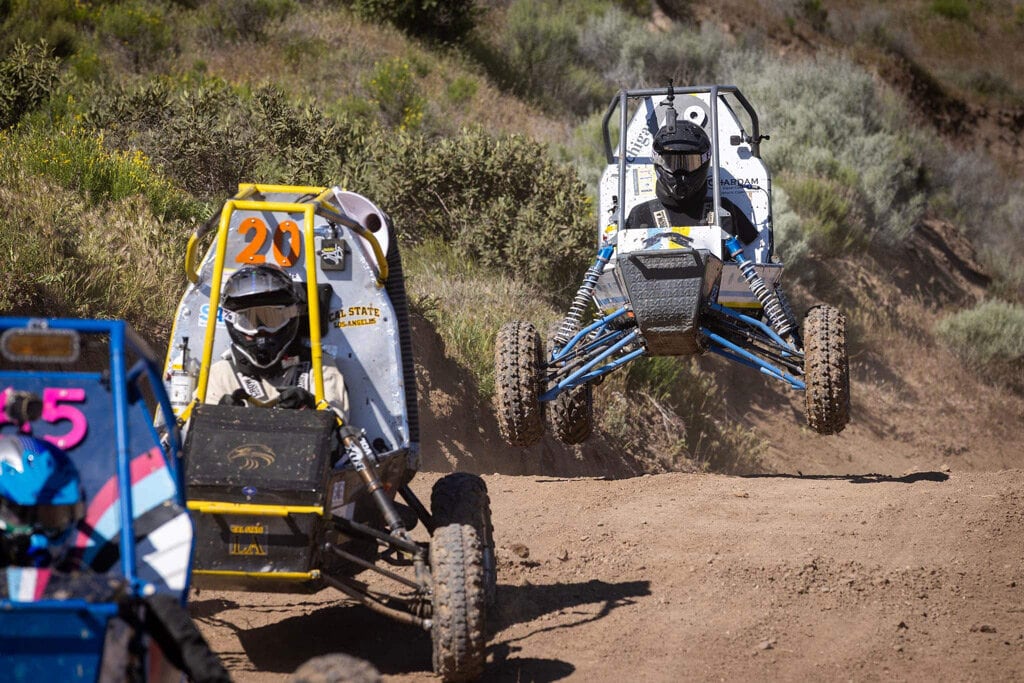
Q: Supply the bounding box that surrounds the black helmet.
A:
[221,264,300,369]
[652,119,712,202]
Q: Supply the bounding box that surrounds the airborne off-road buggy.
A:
[163,184,495,681]
[0,317,225,681]
[495,85,851,447]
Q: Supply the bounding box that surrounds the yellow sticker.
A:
[229,524,268,556]
[330,305,383,328]
[668,227,691,249]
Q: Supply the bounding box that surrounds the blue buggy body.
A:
[0,317,195,682]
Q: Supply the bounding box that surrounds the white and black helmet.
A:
[221,264,300,369]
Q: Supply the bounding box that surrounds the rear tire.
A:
[431,524,486,682]
[494,321,544,447]
[802,304,850,435]
[549,384,593,444]
[546,334,594,444]
[432,473,496,608]
[289,653,381,683]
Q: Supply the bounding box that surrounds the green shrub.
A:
[364,57,426,131]
[780,173,864,257]
[486,0,605,114]
[0,123,203,222]
[347,0,477,43]
[769,185,809,269]
[362,126,594,293]
[935,300,1024,390]
[0,0,87,57]
[446,75,477,105]
[925,145,1024,262]
[78,74,592,290]
[979,247,1024,305]
[929,0,970,22]
[0,40,61,129]
[740,53,928,245]
[196,0,295,43]
[503,0,575,93]
[282,36,327,70]
[0,174,186,342]
[798,0,828,31]
[404,239,559,396]
[94,0,178,71]
[81,77,368,199]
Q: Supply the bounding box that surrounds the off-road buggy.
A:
[495,85,851,447]
[0,316,226,681]
[163,184,495,681]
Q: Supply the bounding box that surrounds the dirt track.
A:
[192,467,1024,681]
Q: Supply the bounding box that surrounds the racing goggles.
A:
[223,304,299,334]
[1,499,82,538]
[653,148,711,173]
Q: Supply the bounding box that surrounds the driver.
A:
[204,263,349,421]
[625,116,758,245]
[0,436,84,569]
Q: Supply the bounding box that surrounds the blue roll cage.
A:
[0,317,186,623]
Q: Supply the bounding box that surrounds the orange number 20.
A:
[236,218,301,267]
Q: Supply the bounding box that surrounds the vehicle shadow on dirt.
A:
[742,471,950,484]
[190,578,649,680]
[483,578,651,681]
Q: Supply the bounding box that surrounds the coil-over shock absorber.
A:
[724,235,795,341]
[554,245,615,346]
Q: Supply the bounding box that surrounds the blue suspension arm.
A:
[707,303,799,357]
[551,306,630,363]
[701,327,805,389]
[541,328,643,401]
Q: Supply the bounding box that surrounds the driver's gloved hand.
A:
[219,389,248,406]
[276,386,316,410]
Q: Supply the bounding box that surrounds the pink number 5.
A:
[40,388,87,450]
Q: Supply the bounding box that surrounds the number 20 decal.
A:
[236,218,301,267]
[0,387,88,450]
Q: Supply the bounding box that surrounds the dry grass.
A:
[822,0,1024,106]
[403,239,562,397]
[173,4,568,144]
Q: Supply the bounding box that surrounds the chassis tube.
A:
[541,329,641,401]
[322,573,429,630]
[551,307,631,363]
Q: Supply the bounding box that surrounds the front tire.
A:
[431,524,486,682]
[802,305,850,435]
[494,321,544,446]
[432,473,496,608]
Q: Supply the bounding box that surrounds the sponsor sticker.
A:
[229,523,268,556]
